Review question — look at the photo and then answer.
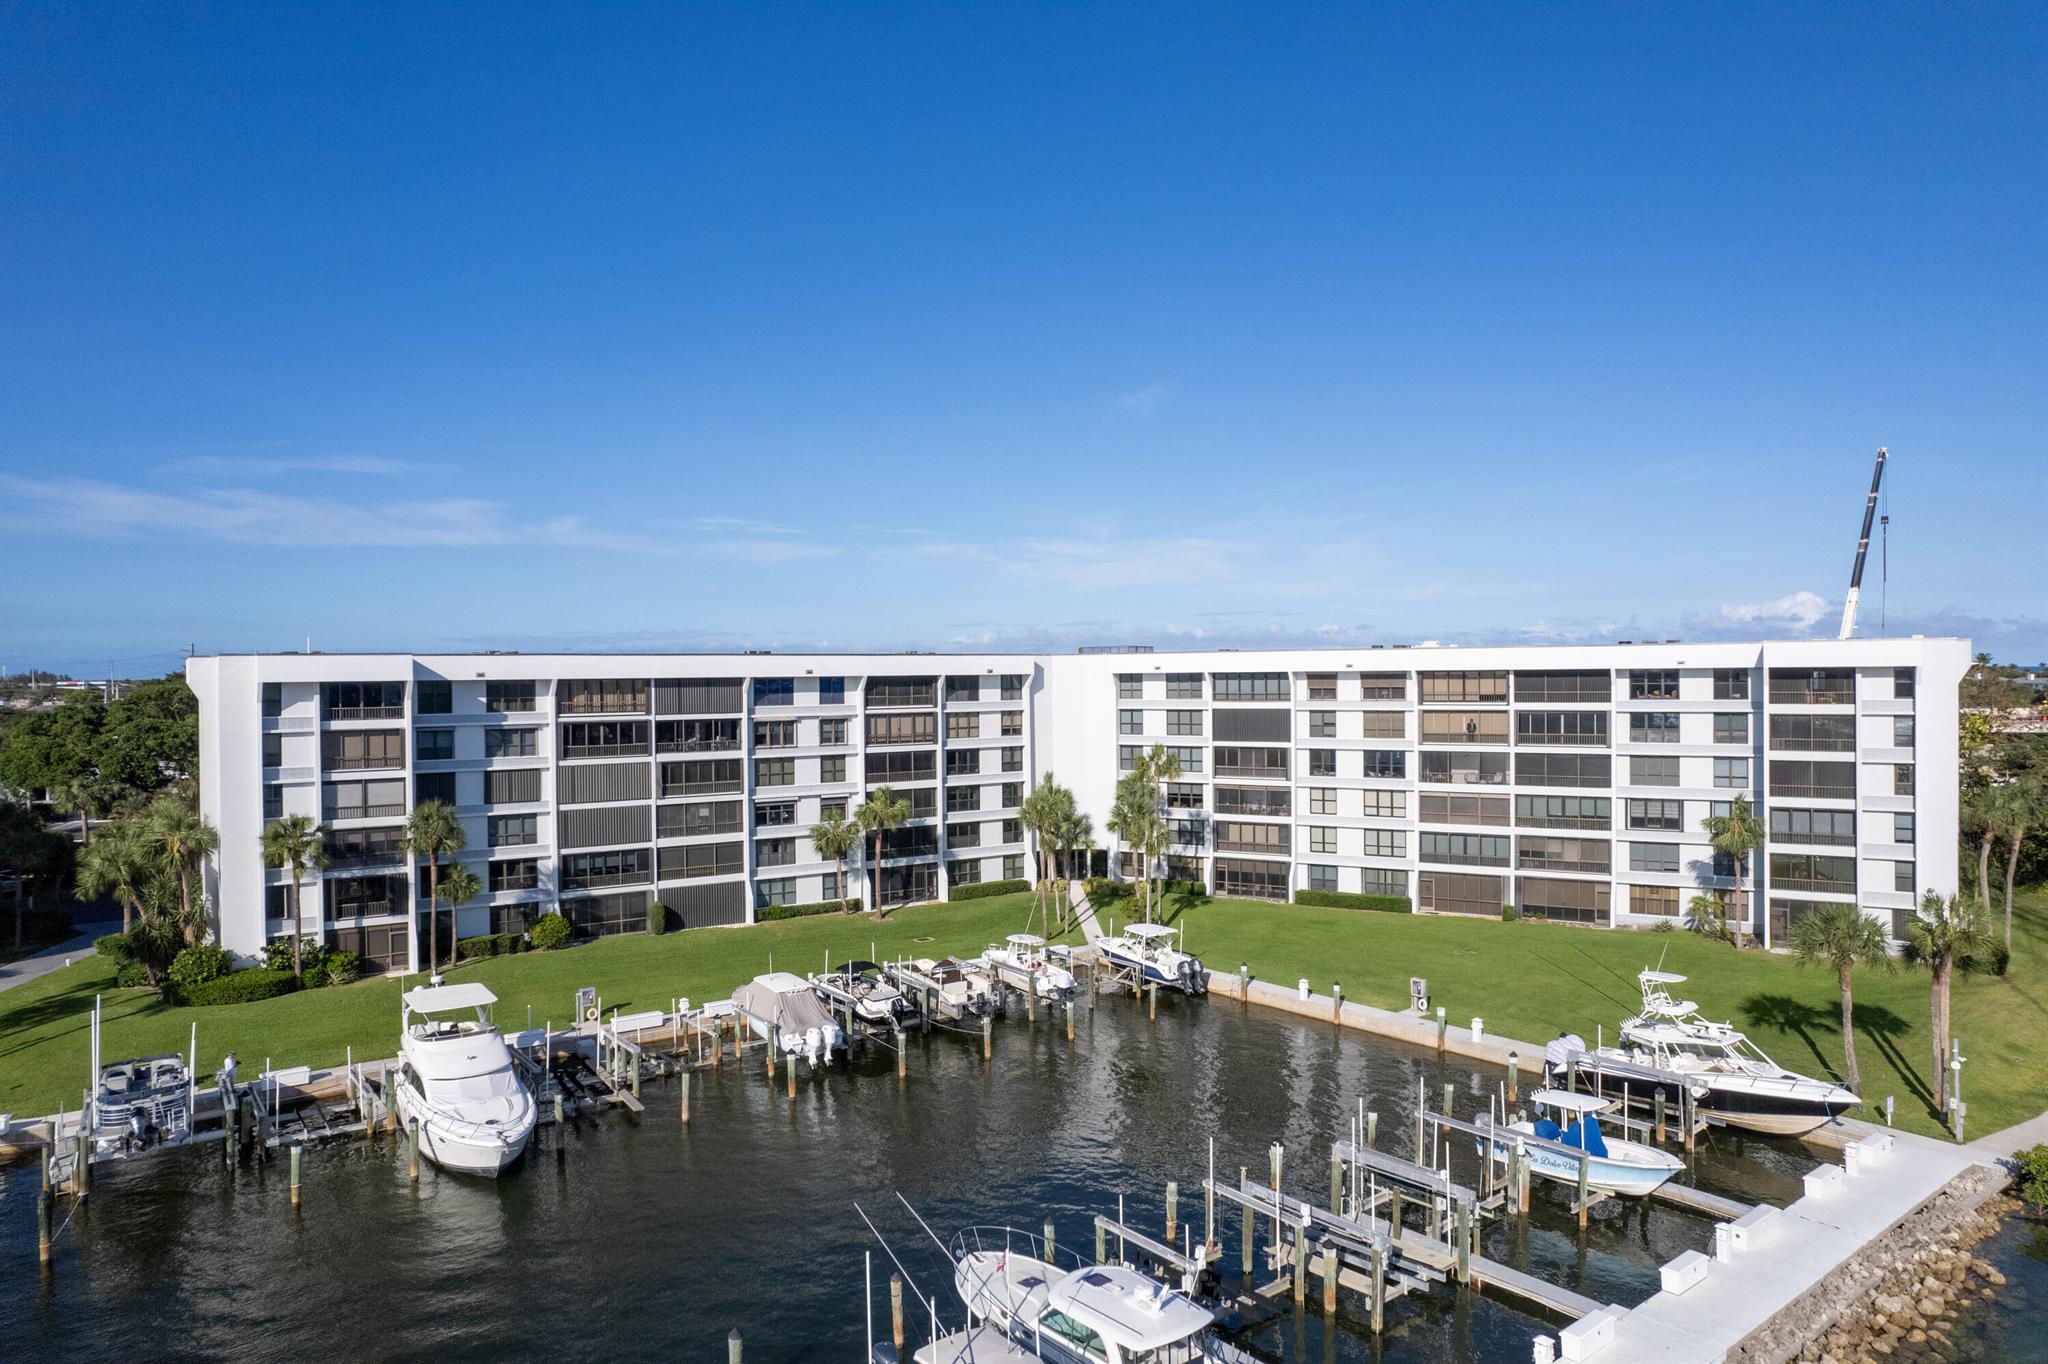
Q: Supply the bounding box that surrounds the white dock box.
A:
[1726,1204,1778,1251]
[1802,1163,1845,1199]
[1558,1306,1619,1360]
[1659,1249,1710,1294]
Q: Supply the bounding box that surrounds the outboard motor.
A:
[1544,1033,1586,1085]
[1179,957,1206,995]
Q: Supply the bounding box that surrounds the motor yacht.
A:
[393,983,536,1176]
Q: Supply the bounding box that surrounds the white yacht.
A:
[908,956,997,1016]
[982,934,1076,1000]
[1484,1090,1684,1197]
[1095,923,1207,995]
[732,971,845,1065]
[949,1227,1258,1364]
[817,959,922,1031]
[393,983,536,1177]
[1599,970,1859,1136]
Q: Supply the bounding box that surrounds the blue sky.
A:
[3,3,2042,677]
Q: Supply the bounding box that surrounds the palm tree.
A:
[854,787,910,915]
[1137,744,1182,920]
[261,814,329,985]
[807,810,860,914]
[55,774,98,846]
[1018,775,1073,932]
[76,819,150,935]
[1787,903,1894,1094]
[1993,778,2043,948]
[145,791,218,944]
[1701,795,1766,945]
[1906,891,1994,1112]
[1053,807,1093,933]
[434,864,482,965]
[404,799,465,977]
[1964,785,2000,908]
[1105,771,1160,922]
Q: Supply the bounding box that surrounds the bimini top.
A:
[1007,933,1046,947]
[1530,1088,1608,1114]
[1045,1265,1213,1352]
[1639,970,1688,985]
[1126,924,1179,940]
[404,982,498,1015]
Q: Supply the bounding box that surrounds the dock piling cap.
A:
[403,982,499,1014]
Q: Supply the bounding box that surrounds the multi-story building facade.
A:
[187,637,1967,973]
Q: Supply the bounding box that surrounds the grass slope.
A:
[0,898,1074,1121]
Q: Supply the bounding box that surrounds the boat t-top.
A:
[394,982,536,1176]
[817,960,922,1031]
[1484,1089,1684,1197]
[1600,969,1859,1136]
[1095,922,1207,995]
[982,933,1076,1000]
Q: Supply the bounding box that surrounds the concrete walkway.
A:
[0,930,101,993]
[1066,879,1105,945]
[1966,1108,2048,1159]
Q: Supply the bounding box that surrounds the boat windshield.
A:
[431,1070,524,1103]
[1127,1344,1206,1364]
[1037,1309,1108,1361]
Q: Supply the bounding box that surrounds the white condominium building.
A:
[186,636,1966,973]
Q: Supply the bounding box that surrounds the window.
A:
[658,800,741,838]
[755,878,796,908]
[753,720,797,748]
[1359,673,1405,700]
[945,676,980,703]
[995,674,1021,701]
[560,720,648,758]
[1516,752,1612,788]
[560,848,653,890]
[324,825,406,867]
[946,785,981,814]
[1361,790,1407,818]
[1309,864,1338,893]
[1895,860,1916,893]
[323,681,405,720]
[1002,818,1023,844]
[1895,813,1915,845]
[415,729,455,761]
[866,712,936,746]
[1893,716,1915,748]
[1169,817,1203,847]
[485,727,539,758]
[414,772,456,806]
[1000,711,1022,737]
[1768,668,1855,705]
[946,821,980,848]
[1299,673,1336,701]
[1166,673,1202,699]
[1769,807,1856,846]
[1420,671,1508,704]
[1361,867,1408,896]
[879,826,939,858]
[1001,746,1023,773]
[1168,709,1203,736]
[324,729,405,771]
[818,677,847,705]
[1119,709,1144,735]
[1631,884,1680,917]
[490,859,540,893]
[1117,674,1143,700]
[820,755,846,784]
[263,784,283,819]
[327,874,402,919]
[415,680,452,715]
[323,778,406,821]
[1768,760,1856,800]
[1713,757,1750,789]
[1421,750,1508,785]
[1308,711,1336,738]
[756,837,796,867]
[1629,842,1681,874]
[947,748,982,777]
[1628,670,1679,700]
[1768,852,1856,893]
[1516,794,1610,830]
[1000,782,1023,807]
[947,712,981,740]
[485,681,535,714]
[1516,711,1608,746]
[1418,870,1504,917]
[1420,794,1510,827]
[263,733,283,768]
[1712,669,1750,700]
[754,800,796,828]
[1213,673,1289,702]
[754,757,794,786]
[1517,875,1611,924]
[1627,799,1684,831]
[1713,713,1749,745]
[261,682,282,717]
[1519,836,1609,874]
[753,678,795,707]
[1420,832,1509,867]
[1768,714,1856,751]
[1355,711,1403,740]
[1630,755,1680,787]
[1514,671,1611,703]
[1214,821,1290,853]
[663,759,743,797]
[817,717,848,746]
[559,679,647,714]
[658,718,740,753]
[488,814,537,848]
[1895,763,1915,796]
[1308,788,1336,816]
[820,798,847,822]
[864,750,935,783]
[1361,828,1406,859]
[1214,858,1289,900]
[1165,782,1204,809]
[658,841,744,880]
[1893,667,1915,699]
[1308,749,1336,777]
[1214,786,1291,817]
[1361,749,1406,779]
[1629,712,1680,744]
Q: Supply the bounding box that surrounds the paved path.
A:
[1067,879,1104,945]
[1966,1108,2048,1159]
[0,930,102,993]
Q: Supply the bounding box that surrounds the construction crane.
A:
[1837,447,1889,639]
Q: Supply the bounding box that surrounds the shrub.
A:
[949,878,1029,902]
[1500,904,1519,922]
[456,935,499,962]
[262,936,328,975]
[96,932,134,963]
[1292,890,1414,914]
[114,959,150,988]
[180,967,297,1007]
[1084,877,1132,904]
[2017,1144,2048,1211]
[325,950,361,985]
[167,943,234,991]
[529,912,572,951]
[755,899,848,923]
[648,900,670,935]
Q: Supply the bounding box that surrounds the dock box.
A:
[1659,1249,1710,1295]
[1802,1164,1845,1199]
[1726,1205,1778,1251]
[1558,1306,1620,1360]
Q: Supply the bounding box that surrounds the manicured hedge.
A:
[455,932,528,961]
[180,967,298,1007]
[1292,890,1413,914]
[1085,878,1206,904]
[755,899,852,923]
[949,878,1029,902]
[529,912,572,950]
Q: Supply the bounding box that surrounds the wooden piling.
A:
[290,1144,302,1209]
[727,1328,743,1364]
[1044,1219,1056,1264]
[1065,1000,1074,1043]
[1682,1086,1696,1153]
[1576,1152,1590,1229]
[1097,1220,1108,1266]
[75,1126,89,1199]
[1147,983,1157,1020]
[37,1189,52,1265]
[1455,1199,1471,1284]
[553,1090,564,1126]
[1269,1145,1284,1247]
[1369,1241,1387,1335]
[786,1052,796,1101]
[1517,1147,1531,1214]
[408,1116,420,1183]
[1291,1232,1305,1306]
[889,1273,905,1354]
[896,1040,906,1083]
[1507,1052,1519,1107]
[1366,1111,1378,1150]
[982,1015,992,1063]
[1240,1175,1254,1275]
[1329,1145,1342,1214]
[42,1141,52,1193]
[1388,1188,1403,1243]
[1165,1180,1178,1244]
[1322,1240,1338,1314]
[680,1072,690,1125]
[1653,1089,1666,1144]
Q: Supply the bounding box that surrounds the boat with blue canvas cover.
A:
[1485,1089,1684,1197]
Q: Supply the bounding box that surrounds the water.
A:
[0,992,1879,1362]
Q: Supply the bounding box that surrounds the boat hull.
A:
[1696,1095,1849,1137]
[395,1089,534,1177]
[1490,1140,1681,1197]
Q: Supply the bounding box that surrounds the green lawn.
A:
[0,897,1076,1121]
[5,886,2043,1144]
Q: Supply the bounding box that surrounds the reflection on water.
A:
[1,992,1878,1362]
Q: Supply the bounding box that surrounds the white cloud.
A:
[169,454,422,478]
[685,515,802,536]
[1713,590,1831,634]
[696,538,840,563]
[1116,381,1174,414]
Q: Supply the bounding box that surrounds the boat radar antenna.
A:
[1838,447,1889,639]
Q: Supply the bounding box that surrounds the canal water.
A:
[3,990,1862,1362]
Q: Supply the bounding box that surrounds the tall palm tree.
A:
[1964,785,2000,909]
[1701,795,1766,945]
[807,810,860,914]
[1052,806,1092,933]
[261,813,329,985]
[854,787,910,915]
[1018,775,1071,932]
[1787,903,1894,1094]
[434,864,482,965]
[55,774,98,846]
[1906,891,1994,1112]
[1993,778,2043,948]
[1138,744,1182,920]
[76,819,151,934]
[1105,771,1160,922]
[404,799,465,977]
[145,791,218,944]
